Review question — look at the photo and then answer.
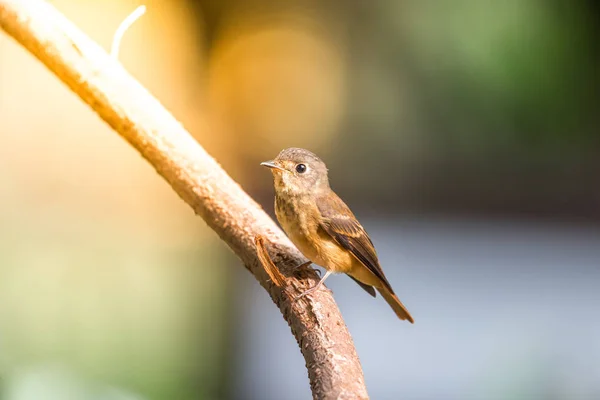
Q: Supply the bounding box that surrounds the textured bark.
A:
[0,1,368,398]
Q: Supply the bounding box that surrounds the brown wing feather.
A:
[347,274,377,297]
[317,193,394,294]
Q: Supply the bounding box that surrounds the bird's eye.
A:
[295,164,307,174]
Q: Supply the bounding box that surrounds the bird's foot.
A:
[294,283,322,301]
[293,271,331,301]
[292,261,321,278]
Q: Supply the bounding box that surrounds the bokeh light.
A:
[1,0,599,399]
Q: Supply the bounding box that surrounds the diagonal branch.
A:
[0,0,368,398]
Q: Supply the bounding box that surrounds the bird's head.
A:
[261,147,330,196]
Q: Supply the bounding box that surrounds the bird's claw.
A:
[291,261,324,301]
[295,261,312,270]
[294,285,320,302]
[292,261,319,278]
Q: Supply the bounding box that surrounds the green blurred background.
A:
[0,0,599,399]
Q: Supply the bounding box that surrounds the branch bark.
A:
[0,1,368,398]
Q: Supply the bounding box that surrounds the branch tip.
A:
[110,4,146,60]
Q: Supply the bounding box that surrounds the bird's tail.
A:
[377,287,414,323]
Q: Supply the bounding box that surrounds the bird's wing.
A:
[347,274,377,297]
[317,193,394,293]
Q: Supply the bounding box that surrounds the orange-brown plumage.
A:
[262,147,414,323]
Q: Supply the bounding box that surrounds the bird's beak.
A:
[260,160,287,172]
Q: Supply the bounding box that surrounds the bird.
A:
[261,147,414,323]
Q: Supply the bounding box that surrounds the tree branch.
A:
[0,0,368,398]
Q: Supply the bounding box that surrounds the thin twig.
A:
[0,1,369,399]
[255,235,287,287]
[110,5,145,59]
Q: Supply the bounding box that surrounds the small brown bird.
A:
[261,148,414,323]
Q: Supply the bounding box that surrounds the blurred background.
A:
[1,0,599,399]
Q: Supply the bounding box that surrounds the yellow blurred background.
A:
[1,0,599,399]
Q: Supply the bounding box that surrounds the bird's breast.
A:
[275,194,315,252]
[274,194,353,273]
